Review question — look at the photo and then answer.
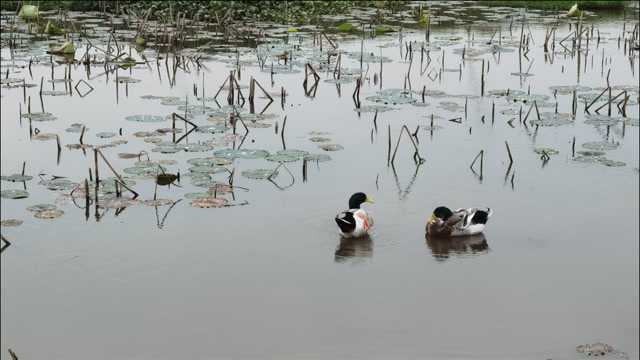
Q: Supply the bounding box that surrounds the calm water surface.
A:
[1,2,639,359]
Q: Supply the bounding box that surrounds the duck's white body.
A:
[336,209,373,238]
[449,207,492,236]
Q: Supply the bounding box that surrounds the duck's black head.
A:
[433,206,453,220]
[348,192,373,209]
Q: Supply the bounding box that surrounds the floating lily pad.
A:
[309,136,332,143]
[125,114,165,123]
[189,165,227,174]
[183,143,212,152]
[34,209,64,219]
[624,118,639,126]
[96,198,133,209]
[96,132,116,138]
[303,154,332,162]
[582,141,619,151]
[1,189,29,199]
[32,133,58,141]
[184,192,211,199]
[21,112,56,121]
[319,144,344,151]
[266,153,300,162]
[142,199,174,207]
[530,113,574,127]
[355,104,397,113]
[41,178,78,191]
[585,114,622,126]
[196,124,228,134]
[576,150,606,157]
[160,97,184,105]
[187,157,231,167]
[40,90,68,96]
[1,219,23,227]
[66,124,86,133]
[242,169,276,179]
[190,197,228,208]
[549,85,591,95]
[214,148,270,160]
[1,174,33,182]
[366,88,417,105]
[26,203,58,212]
[598,159,626,167]
[534,147,559,155]
[115,76,140,83]
[276,149,308,158]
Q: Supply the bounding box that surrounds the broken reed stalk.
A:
[572,136,576,157]
[281,115,287,150]
[470,150,484,178]
[390,125,424,166]
[96,149,139,198]
[302,158,308,182]
[585,86,608,111]
[387,124,391,166]
[84,178,90,220]
[505,141,514,167]
[481,59,485,96]
[352,78,361,108]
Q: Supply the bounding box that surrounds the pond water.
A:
[1,2,639,359]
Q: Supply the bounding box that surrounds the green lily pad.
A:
[534,147,559,155]
[21,112,56,121]
[242,169,277,179]
[1,219,23,227]
[34,209,64,219]
[585,114,622,126]
[266,154,301,162]
[26,204,58,212]
[189,165,227,174]
[126,115,165,123]
[582,141,619,151]
[1,189,29,199]
[319,144,344,151]
[96,132,116,138]
[1,174,33,182]
[213,148,270,160]
[303,154,332,162]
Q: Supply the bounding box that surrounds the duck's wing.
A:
[445,210,466,228]
[335,210,356,234]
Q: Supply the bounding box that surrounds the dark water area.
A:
[1,1,639,359]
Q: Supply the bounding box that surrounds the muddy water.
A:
[1,3,639,360]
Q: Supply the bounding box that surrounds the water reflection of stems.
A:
[268,162,295,190]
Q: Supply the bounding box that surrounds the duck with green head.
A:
[335,192,374,238]
[427,206,492,237]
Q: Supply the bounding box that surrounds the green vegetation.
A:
[1,1,410,24]
[479,0,627,11]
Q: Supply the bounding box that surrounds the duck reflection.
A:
[425,233,489,261]
[334,235,373,263]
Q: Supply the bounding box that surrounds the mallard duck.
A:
[426,206,492,237]
[335,192,374,238]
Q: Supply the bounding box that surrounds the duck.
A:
[335,192,374,238]
[426,206,492,237]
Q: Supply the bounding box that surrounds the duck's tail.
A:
[471,208,492,224]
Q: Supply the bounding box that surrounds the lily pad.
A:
[190,197,228,208]
[21,112,56,121]
[189,165,227,174]
[96,132,116,138]
[1,174,33,182]
[585,114,622,126]
[213,148,270,160]
[26,204,58,212]
[303,154,332,162]
[319,144,344,151]
[530,113,574,127]
[534,147,559,155]
[100,198,139,209]
[582,141,619,151]
[1,189,29,199]
[1,219,23,227]
[266,153,300,162]
[126,115,165,123]
[366,89,417,105]
[34,209,65,219]
[241,169,277,179]
[142,199,174,207]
